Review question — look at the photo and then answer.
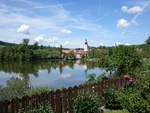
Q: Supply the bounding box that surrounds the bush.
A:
[73,93,101,113]
[97,72,108,82]
[114,73,150,113]
[118,91,150,113]
[25,88,51,96]
[25,104,54,113]
[103,88,122,110]
[0,77,29,101]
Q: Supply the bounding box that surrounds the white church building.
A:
[62,39,89,59]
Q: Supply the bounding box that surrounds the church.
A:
[62,40,89,59]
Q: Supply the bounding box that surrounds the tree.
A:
[64,52,76,60]
[32,41,39,49]
[0,77,29,101]
[111,45,142,75]
[34,41,38,47]
[145,36,150,45]
[22,39,29,46]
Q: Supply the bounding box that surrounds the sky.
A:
[0,0,150,48]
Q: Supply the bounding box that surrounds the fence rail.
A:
[0,77,133,113]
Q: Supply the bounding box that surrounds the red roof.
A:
[62,49,85,55]
[76,50,85,54]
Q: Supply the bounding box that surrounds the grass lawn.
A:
[104,109,129,113]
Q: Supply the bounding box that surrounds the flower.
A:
[129,79,133,83]
[92,86,95,89]
[123,75,130,79]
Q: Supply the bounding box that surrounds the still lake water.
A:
[0,60,107,88]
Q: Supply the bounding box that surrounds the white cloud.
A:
[117,19,130,28]
[34,35,44,42]
[99,43,104,46]
[121,6,128,12]
[114,42,121,46]
[114,42,130,46]
[124,43,130,46]
[63,41,70,46]
[54,45,60,47]
[46,36,59,43]
[17,24,30,34]
[61,29,72,34]
[121,6,143,14]
[60,73,71,78]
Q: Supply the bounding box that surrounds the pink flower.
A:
[92,86,95,89]
[123,75,130,79]
[129,79,133,83]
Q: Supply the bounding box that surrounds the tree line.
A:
[85,36,150,76]
[0,39,62,61]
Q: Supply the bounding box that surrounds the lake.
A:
[0,60,107,88]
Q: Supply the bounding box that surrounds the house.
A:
[62,40,89,59]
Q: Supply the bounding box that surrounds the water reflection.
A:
[0,60,107,88]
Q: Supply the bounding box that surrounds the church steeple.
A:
[84,39,89,52]
[85,39,88,45]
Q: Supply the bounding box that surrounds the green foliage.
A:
[86,73,96,81]
[104,109,129,113]
[0,40,16,46]
[103,89,123,110]
[22,39,30,46]
[87,48,109,59]
[25,88,51,96]
[0,76,52,101]
[25,104,54,113]
[111,45,142,75]
[145,36,150,45]
[117,74,150,113]
[131,74,150,102]
[96,72,108,82]
[137,45,150,58]
[84,72,109,85]
[84,73,96,85]
[63,52,76,60]
[73,93,101,113]
[0,77,29,101]
[118,91,150,113]
[97,56,112,69]
[0,44,61,61]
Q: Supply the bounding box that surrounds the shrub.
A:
[84,73,96,85]
[118,91,150,113]
[73,93,101,113]
[97,72,108,82]
[0,77,29,101]
[103,88,122,110]
[25,88,51,96]
[24,104,54,113]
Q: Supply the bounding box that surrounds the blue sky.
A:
[0,0,150,48]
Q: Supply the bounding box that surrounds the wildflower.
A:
[129,79,133,83]
[123,75,130,79]
[92,86,95,89]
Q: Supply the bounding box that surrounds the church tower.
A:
[84,39,89,52]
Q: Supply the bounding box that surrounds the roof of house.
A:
[62,49,85,54]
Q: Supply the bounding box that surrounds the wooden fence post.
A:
[2,100,9,113]
[11,99,16,113]
[55,90,62,113]
[68,87,74,113]
[62,88,68,113]
[0,101,3,113]
[50,91,55,112]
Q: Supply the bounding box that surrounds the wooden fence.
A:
[0,77,131,113]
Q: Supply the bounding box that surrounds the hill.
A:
[0,41,16,46]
